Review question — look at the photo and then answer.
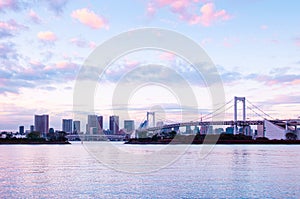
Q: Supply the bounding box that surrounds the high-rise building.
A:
[30,125,34,133]
[62,119,73,133]
[73,121,80,134]
[124,120,135,133]
[109,115,119,134]
[97,116,103,131]
[225,127,234,134]
[185,125,192,134]
[19,126,24,134]
[34,115,49,137]
[87,115,98,134]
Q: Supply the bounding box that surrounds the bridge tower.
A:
[234,97,246,134]
[147,112,155,128]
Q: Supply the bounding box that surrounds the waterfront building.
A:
[208,126,213,134]
[34,115,49,137]
[62,119,73,134]
[97,116,103,132]
[124,120,135,133]
[109,115,119,134]
[19,126,24,134]
[193,126,200,134]
[264,120,285,140]
[87,115,98,134]
[257,124,264,137]
[73,121,80,134]
[30,125,34,133]
[185,125,192,134]
[214,128,224,134]
[226,127,234,134]
[200,125,208,134]
[90,127,98,134]
[244,126,252,136]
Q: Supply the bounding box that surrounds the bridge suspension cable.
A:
[201,99,234,120]
[247,105,267,120]
[203,104,234,121]
[246,100,274,120]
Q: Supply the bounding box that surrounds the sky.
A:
[0,0,300,131]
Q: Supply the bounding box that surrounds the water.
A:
[0,143,299,198]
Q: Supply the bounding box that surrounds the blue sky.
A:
[0,0,300,131]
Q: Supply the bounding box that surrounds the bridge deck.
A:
[146,119,300,131]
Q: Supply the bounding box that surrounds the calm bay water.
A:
[0,143,299,198]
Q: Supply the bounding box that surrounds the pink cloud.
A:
[0,0,18,11]
[44,61,78,71]
[159,52,176,61]
[148,0,190,15]
[288,79,300,85]
[55,61,75,69]
[89,41,97,49]
[37,31,57,42]
[190,3,231,26]
[0,19,27,37]
[69,37,88,48]
[0,19,27,31]
[256,75,274,84]
[70,37,97,49]
[146,2,156,16]
[29,60,44,67]
[71,8,108,29]
[255,73,300,86]
[147,1,231,26]
[28,10,42,24]
[125,59,139,68]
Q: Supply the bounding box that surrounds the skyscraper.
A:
[62,119,73,133]
[97,116,103,131]
[124,120,135,133]
[34,115,49,137]
[109,115,119,134]
[19,126,24,134]
[73,120,80,134]
[87,115,98,134]
[30,125,34,133]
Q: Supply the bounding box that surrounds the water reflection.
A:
[0,144,299,198]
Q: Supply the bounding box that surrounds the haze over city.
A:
[1,0,300,132]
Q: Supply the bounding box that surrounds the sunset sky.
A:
[1,0,300,131]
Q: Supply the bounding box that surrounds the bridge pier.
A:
[234,97,246,134]
[147,112,155,128]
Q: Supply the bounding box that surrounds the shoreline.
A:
[125,139,300,145]
[0,139,71,145]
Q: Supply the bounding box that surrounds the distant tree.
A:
[6,132,13,139]
[49,128,55,134]
[169,131,177,139]
[27,131,41,140]
[152,133,159,141]
[137,130,148,138]
[255,137,269,141]
[56,131,67,141]
[285,132,297,140]
[47,132,56,141]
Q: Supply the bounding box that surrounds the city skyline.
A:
[1,1,300,131]
[2,113,139,133]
